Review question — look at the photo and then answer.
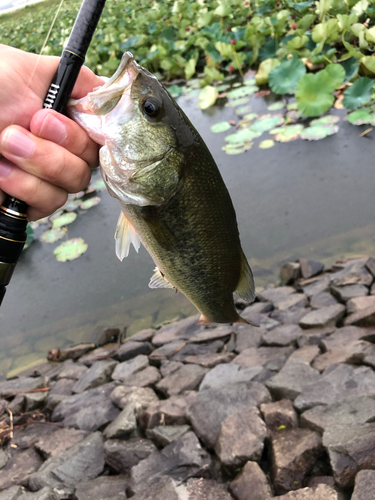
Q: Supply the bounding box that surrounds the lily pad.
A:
[285,110,303,124]
[217,83,230,92]
[343,77,374,109]
[300,124,339,140]
[249,114,284,134]
[235,105,253,115]
[225,97,250,107]
[168,85,183,98]
[269,56,306,95]
[210,121,232,133]
[91,178,106,191]
[63,199,81,212]
[198,86,218,109]
[340,57,359,84]
[227,86,258,99]
[287,102,298,111]
[259,139,275,149]
[310,115,340,126]
[270,124,304,142]
[244,78,256,85]
[222,142,253,155]
[268,102,285,111]
[54,238,88,262]
[296,71,336,117]
[322,64,345,89]
[80,197,101,210]
[225,128,261,144]
[41,228,65,244]
[347,109,374,125]
[24,224,34,250]
[52,212,77,228]
[255,58,280,86]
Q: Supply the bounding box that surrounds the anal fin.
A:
[115,210,141,261]
[234,251,256,303]
[149,267,174,289]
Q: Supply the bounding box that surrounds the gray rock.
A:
[0,377,45,398]
[18,487,55,500]
[229,461,272,500]
[160,361,184,378]
[28,432,104,491]
[258,287,295,303]
[296,326,335,347]
[365,256,375,277]
[169,340,224,362]
[120,366,161,387]
[323,423,375,488]
[129,432,211,495]
[310,292,338,309]
[131,328,156,342]
[187,382,271,448]
[140,394,195,429]
[104,438,157,473]
[200,363,263,391]
[0,451,7,471]
[183,352,235,368]
[149,341,187,363]
[270,307,311,326]
[266,359,321,400]
[305,476,336,488]
[12,424,57,450]
[35,427,89,458]
[246,313,280,331]
[351,469,375,500]
[320,325,375,351]
[188,325,234,343]
[103,403,137,438]
[177,478,233,500]
[0,449,43,490]
[152,316,201,347]
[60,343,96,361]
[299,259,324,279]
[347,295,375,314]
[273,484,343,499]
[260,399,298,431]
[72,360,118,394]
[110,385,158,411]
[234,324,264,351]
[146,425,190,447]
[300,395,375,433]
[344,303,375,327]
[289,345,320,364]
[312,340,374,372]
[329,258,372,286]
[262,324,303,347]
[270,428,323,494]
[280,262,301,285]
[48,378,75,396]
[330,283,369,302]
[115,341,152,362]
[74,475,127,500]
[78,345,118,365]
[0,486,23,500]
[240,301,273,317]
[299,305,345,329]
[294,364,375,412]
[111,355,149,382]
[215,406,267,468]
[302,277,330,298]
[274,294,307,311]
[58,363,88,380]
[156,364,208,397]
[7,396,25,416]
[128,477,179,500]
[95,327,121,346]
[24,392,47,411]
[232,346,294,370]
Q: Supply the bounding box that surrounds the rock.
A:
[305,476,336,488]
[96,327,121,346]
[344,303,375,327]
[299,259,324,279]
[270,428,323,494]
[270,307,311,326]
[183,352,235,368]
[177,478,233,500]
[260,399,298,431]
[0,377,45,398]
[23,392,47,411]
[266,359,320,400]
[74,475,127,500]
[330,284,369,302]
[12,487,56,500]
[347,295,375,314]
[320,325,375,351]
[111,355,149,382]
[104,401,137,438]
[262,325,303,347]
[58,363,88,380]
[120,366,161,387]
[258,287,296,303]
[169,340,224,362]
[187,382,271,448]
[351,469,375,500]
[78,344,119,365]
[104,437,157,473]
[110,385,158,412]
[302,277,330,298]
[0,486,23,500]
[35,427,89,458]
[280,262,300,285]
[72,360,117,394]
[0,451,7,470]
[247,313,280,331]
[200,363,264,391]
[49,378,75,396]
[129,432,211,496]
[215,406,267,468]
[289,345,320,364]
[28,432,104,491]
[7,395,24,415]
[51,383,120,431]
[146,425,190,447]
[128,477,178,500]
[365,256,375,277]
[299,305,345,329]
[60,343,96,361]
[159,361,183,377]
[273,294,307,311]
[310,292,338,309]
[312,340,374,372]
[323,422,375,488]
[300,395,375,434]
[155,364,208,397]
[188,325,234,343]
[12,424,57,450]
[149,341,187,363]
[241,301,273,317]
[273,484,342,499]
[294,364,375,412]
[130,328,156,342]
[115,341,153,362]
[330,258,373,286]
[296,326,335,347]
[140,394,195,429]
[229,461,272,500]
[0,449,43,490]
[232,346,294,370]
[234,324,264,351]
[152,316,201,347]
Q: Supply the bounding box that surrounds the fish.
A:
[68,52,255,324]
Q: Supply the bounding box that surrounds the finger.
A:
[0,126,92,193]
[30,109,99,169]
[0,158,68,221]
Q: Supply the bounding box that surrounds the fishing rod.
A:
[0,0,107,306]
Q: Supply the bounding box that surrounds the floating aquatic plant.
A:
[41,228,65,244]
[259,139,275,149]
[343,77,374,109]
[210,122,233,133]
[54,238,88,262]
[269,56,306,95]
[52,212,77,228]
[80,197,101,210]
[270,124,304,142]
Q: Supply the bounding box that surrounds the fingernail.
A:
[0,160,12,178]
[4,129,35,158]
[40,113,67,144]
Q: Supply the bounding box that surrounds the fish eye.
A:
[142,97,162,118]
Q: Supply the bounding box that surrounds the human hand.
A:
[0,44,104,221]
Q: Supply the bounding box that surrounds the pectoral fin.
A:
[115,210,141,261]
[149,267,174,289]
[234,251,256,303]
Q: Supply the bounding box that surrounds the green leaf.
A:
[52,212,77,228]
[250,114,284,133]
[80,197,101,210]
[337,13,358,32]
[214,2,231,17]
[215,41,233,59]
[312,19,339,44]
[168,85,183,98]
[298,14,315,32]
[347,109,373,124]
[41,228,65,244]
[54,238,88,262]
[300,123,339,140]
[295,71,336,117]
[343,77,374,109]
[269,56,306,95]
[270,124,304,142]
[310,115,340,126]
[210,122,232,133]
[255,58,280,86]
[222,142,253,155]
[352,0,369,17]
[321,64,345,89]
[225,128,261,144]
[268,102,285,111]
[24,224,34,250]
[259,139,275,149]
[227,86,258,99]
[365,26,375,44]
[185,59,196,80]
[259,39,279,62]
[340,58,359,83]
[198,86,218,109]
[361,56,375,75]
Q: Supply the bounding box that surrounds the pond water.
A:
[1,90,374,377]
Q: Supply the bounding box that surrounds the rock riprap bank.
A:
[0,256,375,499]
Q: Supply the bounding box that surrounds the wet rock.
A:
[299,305,345,329]
[58,363,88,380]
[35,427,89,458]
[169,340,224,362]
[330,284,369,302]
[351,469,375,500]
[146,425,190,447]
[273,484,342,499]
[270,428,323,494]
[262,324,303,347]
[289,345,320,364]
[302,277,330,298]
[60,343,96,361]
[312,340,374,372]
[115,341,153,362]
[320,325,375,351]
[299,259,324,280]
[200,363,264,391]
[0,449,43,490]
[232,346,294,370]
[149,341,187,363]
[260,399,298,431]
[344,303,375,327]
[183,352,235,368]
[188,325,234,343]
[280,262,301,285]
[310,292,338,309]
[110,385,158,411]
[51,383,120,431]
[96,327,121,347]
[215,406,267,468]
[300,395,375,433]
[140,393,195,429]
[177,478,233,500]
[234,324,264,351]
[323,422,375,488]
[229,461,272,500]
[129,432,211,496]
[120,366,161,387]
[29,432,104,491]
[155,364,208,397]
[294,364,375,412]
[104,437,157,473]
[78,344,119,365]
[187,382,271,448]
[103,403,137,438]
[111,355,149,382]
[72,360,117,394]
[270,307,311,326]
[296,326,335,347]
[152,316,201,347]
[0,377,45,398]
[131,328,156,342]
[258,286,295,304]
[266,358,320,400]
[74,475,127,500]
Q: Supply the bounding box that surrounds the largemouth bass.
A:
[69,52,255,324]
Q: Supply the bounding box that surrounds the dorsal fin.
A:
[234,251,256,303]
[115,211,141,261]
[149,267,174,289]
